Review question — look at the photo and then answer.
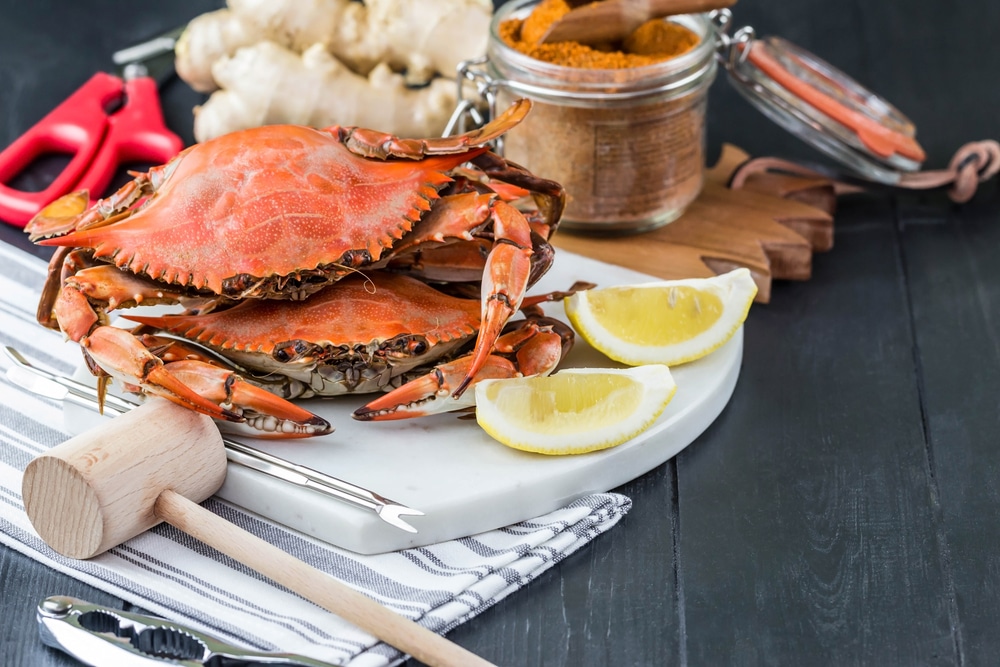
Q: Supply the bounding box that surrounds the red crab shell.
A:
[44,126,483,295]
[127,272,479,365]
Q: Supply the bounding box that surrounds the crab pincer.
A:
[353,316,574,421]
[80,327,331,437]
[157,360,332,438]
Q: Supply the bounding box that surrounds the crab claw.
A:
[453,200,534,399]
[82,327,331,437]
[163,360,332,438]
[25,190,90,240]
[353,356,518,421]
[355,317,571,421]
[82,326,244,423]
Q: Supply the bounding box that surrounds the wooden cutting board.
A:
[552,144,837,303]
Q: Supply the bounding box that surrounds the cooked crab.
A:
[122,272,578,432]
[27,99,565,436]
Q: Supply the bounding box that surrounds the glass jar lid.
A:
[716,15,926,184]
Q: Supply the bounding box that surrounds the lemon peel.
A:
[475,365,676,455]
[564,268,757,366]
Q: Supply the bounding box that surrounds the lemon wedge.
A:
[564,269,757,366]
[475,365,676,455]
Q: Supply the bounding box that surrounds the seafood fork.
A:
[2,346,425,533]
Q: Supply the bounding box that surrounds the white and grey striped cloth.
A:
[0,242,630,666]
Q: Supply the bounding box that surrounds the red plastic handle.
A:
[74,76,184,205]
[0,72,120,228]
[746,44,926,164]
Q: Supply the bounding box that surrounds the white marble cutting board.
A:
[66,251,743,554]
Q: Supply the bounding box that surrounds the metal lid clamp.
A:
[711,9,1000,200]
[445,56,502,148]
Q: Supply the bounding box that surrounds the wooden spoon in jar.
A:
[539,0,738,46]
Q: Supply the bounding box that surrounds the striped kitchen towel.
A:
[0,241,631,666]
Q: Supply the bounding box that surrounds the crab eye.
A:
[273,340,309,363]
[383,335,429,359]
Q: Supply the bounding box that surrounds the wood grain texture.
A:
[674,196,955,665]
[4,0,1000,665]
[739,173,837,251]
[21,399,226,559]
[156,490,496,667]
[441,460,682,666]
[540,0,738,45]
[898,188,1000,666]
[711,143,838,251]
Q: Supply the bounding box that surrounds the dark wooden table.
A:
[3,1,1000,665]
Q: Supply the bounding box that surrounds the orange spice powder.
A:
[500,0,701,69]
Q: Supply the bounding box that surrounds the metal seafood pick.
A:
[3,346,425,533]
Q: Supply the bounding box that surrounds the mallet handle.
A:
[154,490,495,667]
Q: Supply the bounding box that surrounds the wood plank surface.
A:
[442,459,682,666]
[674,195,956,664]
[898,189,1000,666]
[432,195,977,666]
[0,548,124,666]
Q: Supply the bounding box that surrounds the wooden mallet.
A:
[21,398,495,667]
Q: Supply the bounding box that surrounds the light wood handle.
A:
[541,0,738,45]
[154,490,496,667]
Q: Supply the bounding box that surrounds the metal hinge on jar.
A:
[444,56,504,150]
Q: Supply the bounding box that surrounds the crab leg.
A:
[66,265,193,312]
[37,246,78,331]
[330,98,531,160]
[30,153,183,246]
[354,318,571,421]
[470,151,567,240]
[24,189,91,240]
[375,192,542,399]
[454,199,535,398]
[83,326,332,434]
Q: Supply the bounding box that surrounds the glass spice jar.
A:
[474,0,719,234]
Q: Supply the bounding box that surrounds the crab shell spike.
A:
[36,142,486,296]
[337,98,531,161]
[122,272,481,360]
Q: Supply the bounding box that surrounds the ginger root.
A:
[176,0,491,90]
[176,0,490,139]
[193,42,457,143]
